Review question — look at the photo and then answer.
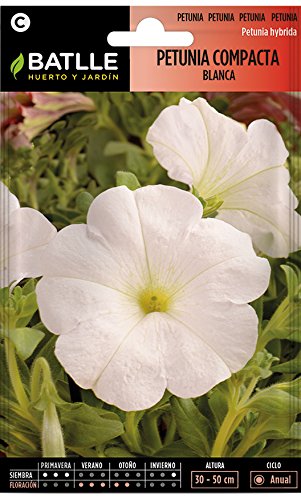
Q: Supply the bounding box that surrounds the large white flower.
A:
[0,181,56,287]
[147,97,301,258]
[36,185,270,411]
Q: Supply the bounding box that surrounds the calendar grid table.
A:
[8,461,182,491]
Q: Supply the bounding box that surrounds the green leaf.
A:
[81,389,104,408]
[247,389,294,414]
[0,347,14,399]
[207,387,228,427]
[281,264,300,298]
[76,192,94,214]
[105,446,135,457]
[170,397,212,456]
[276,377,301,399]
[0,397,38,431]
[288,422,301,440]
[245,440,267,457]
[116,171,141,190]
[5,328,45,360]
[87,129,122,187]
[240,350,278,381]
[208,380,233,428]
[259,422,301,457]
[35,336,63,382]
[0,420,37,452]
[59,403,124,448]
[154,440,199,457]
[247,377,301,416]
[272,350,301,373]
[0,287,10,306]
[255,415,295,441]
[22,279,37,295]
[10,53,24,80]
[104,141,145,157]
[16,291,38,327]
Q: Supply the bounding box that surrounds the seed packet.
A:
[0,3,300,495]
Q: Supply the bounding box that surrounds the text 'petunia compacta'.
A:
[0,181,56,288]
[147,97,301,258]
[37,185,270,411]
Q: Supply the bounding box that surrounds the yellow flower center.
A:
[138,287,171,314]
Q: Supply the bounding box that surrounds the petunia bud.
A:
[42,401,66,457]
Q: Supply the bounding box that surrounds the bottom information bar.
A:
[1,457,300,493]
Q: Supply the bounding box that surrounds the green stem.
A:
[5,338,29,410]
[4,338,39,429]
[164,415,177,446]
[104,115,127,142]
[12,431,37,451]
[67,151,79,184]
[30,357,52,402]
[148,165,165,185]
[29,177,39,209]
[122,412,144,454]
[232,420,267,458]
[211,382,247,457]
[142,413,162,452]
[256,297,289,351]
[231,437,254,458]
[211,407,246,457]
[238,378,259,407]
[212,374,265,457]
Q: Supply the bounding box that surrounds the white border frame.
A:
[1,0,301,6]
[0,1,300,499]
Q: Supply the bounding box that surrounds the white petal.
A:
[177,255,270,306]
[190,98,249,193]
[43,186,202,294]
[0,181,20,226]
[211,119,289,195]
[37,277,143,397]
[36,277,140,335]
[94,314,166,411]
[247,119,289,168]
[167,300,258,377]
[134,195,262,292]
[161,313,231,398]
[41,215,148,295]
[146,100,207,186]
[1,207,56,287]
[147,97,247,195]
[133,185,204,288]
[218,167,301,257]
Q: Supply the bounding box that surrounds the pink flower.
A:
[205,92,301,130]
[0,92,32,148]
[0,92,95,149]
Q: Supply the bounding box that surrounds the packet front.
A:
[0,3,300,494]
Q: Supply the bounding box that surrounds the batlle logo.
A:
[10,53,24,79]
[9,51,118,77]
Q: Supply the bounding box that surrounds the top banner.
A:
[1,6,300,91]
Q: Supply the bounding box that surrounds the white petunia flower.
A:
[0,181,57,287]
[36,185,270,411]
[147,97,301,258]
